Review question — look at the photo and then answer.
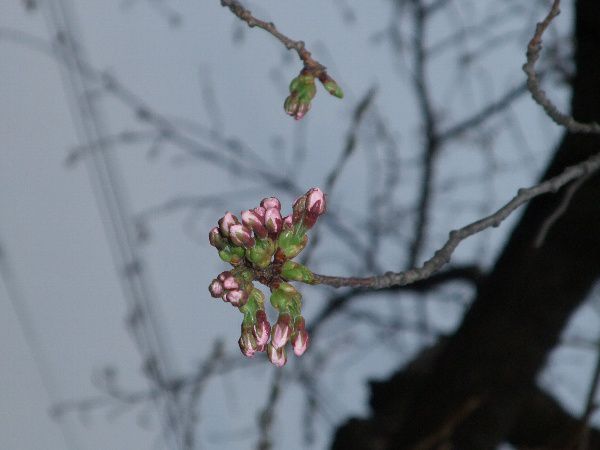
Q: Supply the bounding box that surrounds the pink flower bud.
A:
[264,207,283,235]
[253,310,271,346]
[241,210,268,239]
[291,317,309,356]
[282,215,293,229]
[260,197,281,211]
[225,289,248,307]
[222,275,239,290]
[238,327,258,358]
[271,313,292,349]
[229,224,255,248]
[218,212,239,238]
[267,343,287,367]
[209,227,226,249]
[306,188,326,215]
[253,206,266,221]
[208,279,224,298]
[218,271,232,282]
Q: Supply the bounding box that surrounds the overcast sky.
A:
[2,1,599,450]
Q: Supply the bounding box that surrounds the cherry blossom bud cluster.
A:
[208,188,325,367]
[208,269,253,307]
[284,70,344,121]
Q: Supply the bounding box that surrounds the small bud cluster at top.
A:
[208,188,326,367]
[284,70,344,120]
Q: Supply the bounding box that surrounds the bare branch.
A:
[313,151,600,289]
[220,0,325,72]
[523,0,600,133]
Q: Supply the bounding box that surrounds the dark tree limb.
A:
[332,0,600,447]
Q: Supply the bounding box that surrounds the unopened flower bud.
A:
[253,310,271,346]
[209,227,226,249]
[277,229,308,259]
[218,212,239,238]
[267,343,287,367]
[284,73,317,120]
[264,207,283,235]
[282,215,293,229]
[261,197,281,211]
[281,260,315,284]
[319,74,344,99]
[229,224,255,248]
[222,274,239,290]
[242,210,268,239]
[305,188,326,216]
[271,313,292,349]
[218,245,245,265]
[208,279,224,298]
[239,324,258,358]
[225,289,248,307]
[218,271,232,282]
[291,317,309,356]
[253,206,266,221]
[246,237,276,269]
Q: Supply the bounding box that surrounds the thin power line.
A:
[0,240,82,450]
[41,1,184,447]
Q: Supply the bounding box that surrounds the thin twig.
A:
[313,151,600,289]
[523,0,600,134]
[220,0,324,72]
[533,171,592,248]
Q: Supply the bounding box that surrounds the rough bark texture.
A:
[332,0,600,448]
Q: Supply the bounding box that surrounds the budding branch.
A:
[220,0,325,72]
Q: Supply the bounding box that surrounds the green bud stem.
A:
[281,260,315,284]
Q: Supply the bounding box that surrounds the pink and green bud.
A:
[229,224,255,248]
[246,237,276,269]
[291,316,310,356]
[242,209,268,239]
[284,74,317,120]
[253,206,266,221]
[218,245,245,265]
[239,324,258,358]
[267,343,287,367]
[222,274,239,290]
[319,74,344,99]
[253,310,271,346]
[292,195,306,224]
[281,260,315,284]
[209,279,224,298]
[269,282,301,311]
[225,289,248,307]
[276,229,308,259]
[305,188,326,216]
[209,227,226,250]
[261,197,281,211]
[264,207,283,235]
[218,212,239,238]
[218,271,231,282]
[271,313,292,349]
[282,215,293,229]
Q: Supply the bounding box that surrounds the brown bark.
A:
[332,0,600,448]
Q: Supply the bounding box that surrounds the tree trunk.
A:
[333,0,600,448]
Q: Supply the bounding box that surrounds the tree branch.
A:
[220,0,325,72]
[313,151,600,289]
[523,0,600,134]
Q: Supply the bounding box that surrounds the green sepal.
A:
[239,287,264,323]
[218,244,245,265]
[281,260,315,284]
[276,229,308,260]
[246,237,275,269]
[323,79,344,98]
[270,282,302,316]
